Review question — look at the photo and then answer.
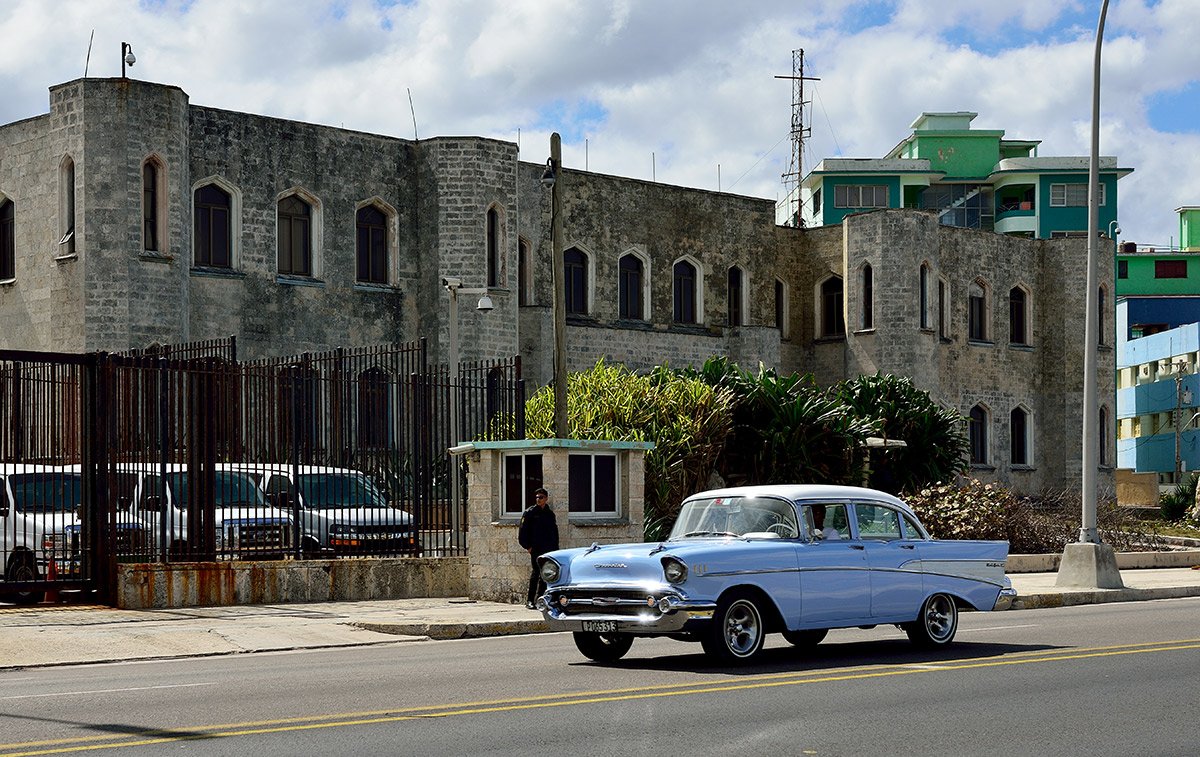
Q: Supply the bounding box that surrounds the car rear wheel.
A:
[904,593,958,647]
[5,553,44,605]
[701,594,766,663]
[782,628,828,648]
[573,631,634,662]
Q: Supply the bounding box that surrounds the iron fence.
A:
[0,338,525,603]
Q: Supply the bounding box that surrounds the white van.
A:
[230,464,417,557]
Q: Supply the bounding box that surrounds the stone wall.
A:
[115,556,467,609]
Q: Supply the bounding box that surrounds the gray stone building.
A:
[0,77,1114,495]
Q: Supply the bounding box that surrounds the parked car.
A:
[230,464,418,557]
[536,484,1015,664]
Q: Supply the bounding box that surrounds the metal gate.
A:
[0,339,524,604]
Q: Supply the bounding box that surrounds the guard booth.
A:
[461,439,652,603]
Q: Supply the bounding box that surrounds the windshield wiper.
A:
[679,530,738,538]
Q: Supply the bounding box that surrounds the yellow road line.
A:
[3,638,1199,756]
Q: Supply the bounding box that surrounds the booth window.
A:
[568,452,617,516]
[503,453,543,516]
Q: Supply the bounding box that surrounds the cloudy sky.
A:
[2,0,1197,246]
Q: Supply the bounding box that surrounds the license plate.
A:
[582,620,617,633]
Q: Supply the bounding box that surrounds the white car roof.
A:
[685,484,914,513]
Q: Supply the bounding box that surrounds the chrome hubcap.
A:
[725,600,761,656]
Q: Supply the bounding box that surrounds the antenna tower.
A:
[776,49,819,227]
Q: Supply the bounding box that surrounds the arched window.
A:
[194,184,232,268]
[968,280,989,341]
[969,404,989,465]
[819,276,845,338]
[59,157,76,256]
[142,157,166,253]
[1010,406,1029,465]
[278,195,313,276]
[518,238,532,306]
[860,263,873,330]
[618,254,644,320]
[1009,286,1029,345]
[1099,406,1109,466]
[356,204,388,284]
[564,247,588,315]
[938,276,950,339]
[919,263,930,329]
[728,266,744,327]
[486,206,501,288]
[775,278,789,338]
[673,259,698,324]
[357,368,391,448]
[0,198,13,280]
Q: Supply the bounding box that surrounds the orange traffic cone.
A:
[45,559,60,604]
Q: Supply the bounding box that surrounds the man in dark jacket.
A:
[518,487,559,609]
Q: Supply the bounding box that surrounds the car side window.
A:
[803,502,850,541]
[855,503,901,540]
[900,512,926,540]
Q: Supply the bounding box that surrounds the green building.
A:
[783,112,1131,239]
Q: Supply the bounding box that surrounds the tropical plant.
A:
[524,360,734,541]
[833,373,969,493]
[679,357,872,486]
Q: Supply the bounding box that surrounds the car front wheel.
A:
[904,593,958,647]
[573,632,634,662]
[702,594,766,663]
[5,553,44,605]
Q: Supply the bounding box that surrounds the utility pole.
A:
[1175,362,1193,483]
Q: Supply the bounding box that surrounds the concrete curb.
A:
[1013,585,1200,610]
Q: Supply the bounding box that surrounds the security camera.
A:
[476,294,494,313]
[442,276,462,289]
[1113,226,1122,236]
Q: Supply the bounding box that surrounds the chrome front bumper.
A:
[538,591,717,633]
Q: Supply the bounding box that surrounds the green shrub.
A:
[524,360,733,541]
[1160,475,1196,522]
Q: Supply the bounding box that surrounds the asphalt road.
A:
[1,598,1197,757]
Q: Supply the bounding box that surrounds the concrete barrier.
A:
[1008,550,1200,573]
[116,557,468,609]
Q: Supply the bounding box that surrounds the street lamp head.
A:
[540,158,556,189]
[475,294,494,313]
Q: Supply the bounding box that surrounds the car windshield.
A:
[9,473,82,514]
[166,471,266,509]
[297,472,388,509]
[668,495,799,540]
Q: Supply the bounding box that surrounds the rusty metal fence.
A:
[0,339,524,603]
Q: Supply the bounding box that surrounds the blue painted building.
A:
[1115,302,1200,481]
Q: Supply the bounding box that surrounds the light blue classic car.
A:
[537,484,1015,664]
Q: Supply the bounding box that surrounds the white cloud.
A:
[0,0,1196,244]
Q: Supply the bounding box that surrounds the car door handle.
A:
[849,544,865,550]
[900,544,916,549]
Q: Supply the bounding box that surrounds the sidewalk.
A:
[2,567,1200,670]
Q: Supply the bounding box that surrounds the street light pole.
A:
[1057,0,1123,589]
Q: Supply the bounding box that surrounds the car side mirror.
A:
[269,491,289,509]
[143,494,166,513]
[0,502,7,518]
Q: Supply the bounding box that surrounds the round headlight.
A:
[540,558,561,583]
[662,557,687,584]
